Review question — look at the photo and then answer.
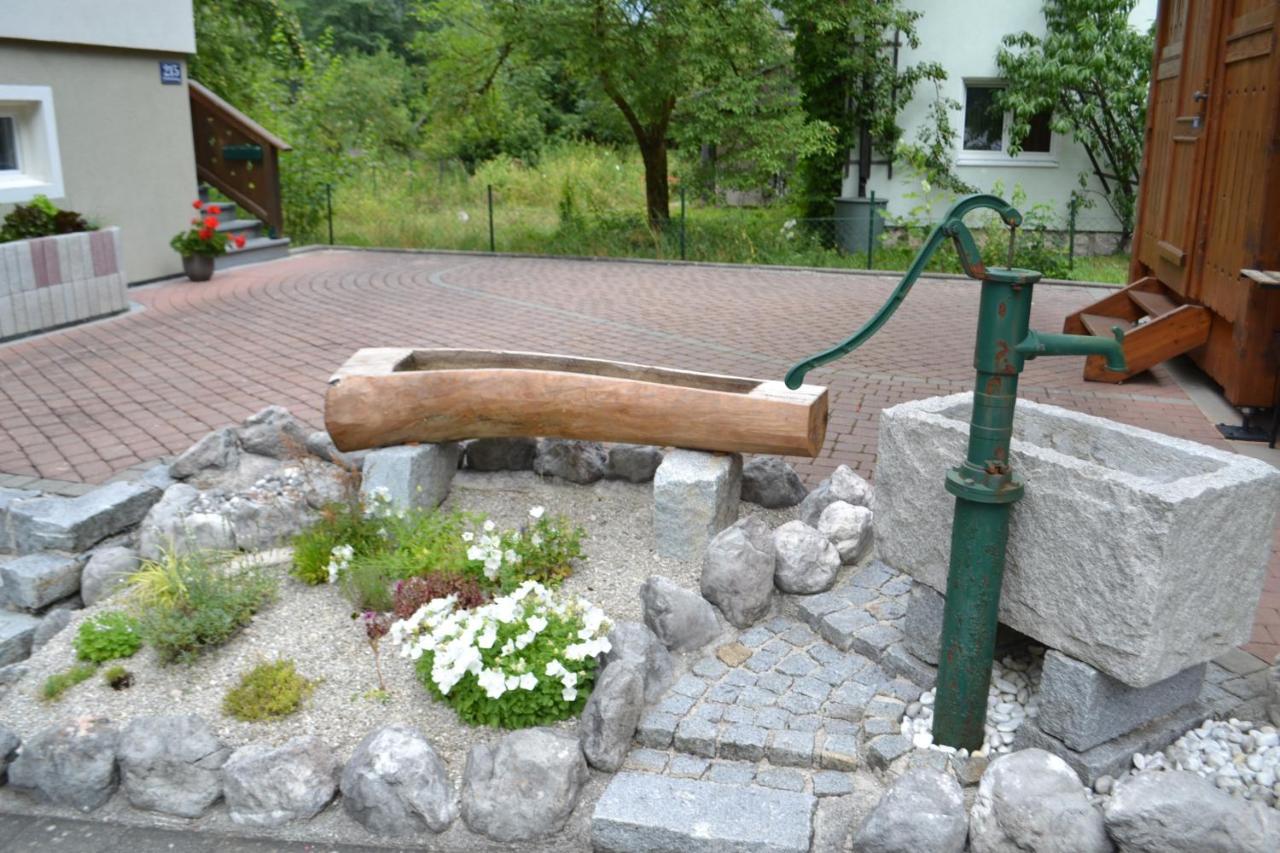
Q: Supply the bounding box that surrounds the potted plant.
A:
[171,200,245,281]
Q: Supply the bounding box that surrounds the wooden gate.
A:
[1070,0,1280,406]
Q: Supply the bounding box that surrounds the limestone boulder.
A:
[773,520,841,594]
[117,714,228,818]
[798,464,872,526]
[602,621,674,702]
[0,725,20,783]
[7,717,120,812]
[340,726,458,836]
[9,481,161,553]
[237,405,310,459]
[700,515,775,628]
[461,728,588,842]
[533,439,607,484]
[169,427,240,480]
[580,661,646,771]
[817,500,873,564]
[605,444,664,483]
[222,736,338,827]
[81,546,140,606]
[1104,770,1279,853]
[641,575,721,652]
[968,749,1110,853]
[741,456,807,508]
[853,766,967,853]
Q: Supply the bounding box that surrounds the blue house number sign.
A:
[159,62,183,85]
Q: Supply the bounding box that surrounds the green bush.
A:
[133,551,277,665]
[103,665,133,690]
[223,659,315,721]
[73,611,143,663]
[291,500,386,585]
[42,663,97,701]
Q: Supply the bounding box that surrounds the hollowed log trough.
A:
[325,348,829,457]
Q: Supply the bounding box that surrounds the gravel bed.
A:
[0,470,795,786]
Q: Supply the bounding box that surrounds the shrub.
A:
[103,665,133,690]
[391,581,611,729]
[73,611,143,663]
[131,551,277,665]
[291,500,386,585]
[392,573,489,619]
[223,659,315,721]
[0,195,93,243]
[41,663,97,701]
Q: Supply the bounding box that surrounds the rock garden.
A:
[1,400,1279,852]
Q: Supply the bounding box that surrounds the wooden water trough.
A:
[325,348,829,457]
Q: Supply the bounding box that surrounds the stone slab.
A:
[653,450,742,561]
[9,481,161,553]
[0,610,40,666]
[903,581,944,665]
[875,392,1280,687]
[1013,700,1212,785]
[1038,650,1206,751]
[0,487,39,551]
[360,443,462,510]
[591,772,816,853]
[0,553,84,610]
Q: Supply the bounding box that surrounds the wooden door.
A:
[1133,0,1222,297]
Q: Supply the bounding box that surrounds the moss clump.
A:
[103,665,133,690]
[222,659,315,722]
[41,663,97,701]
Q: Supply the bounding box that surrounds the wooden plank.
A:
[1129,289,1181,316]
[1157,240,1186,266]
[1061,278,1155,335]
[1083,305,1212,382]
[325,348,830,457]
[1241,269,1280,287]
[1080,314,1137,338]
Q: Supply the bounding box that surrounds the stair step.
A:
[215,218,264,239]
[1080,314,1136,338]
[218,236,291,270]
[1129,289,1180,317]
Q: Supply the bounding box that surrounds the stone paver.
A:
[0,249,1273,659]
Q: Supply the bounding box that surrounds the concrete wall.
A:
[845,0,1158,235]
[0,41,197,282]
[0,1,195,53]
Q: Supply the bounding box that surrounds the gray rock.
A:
[137,465,176,490]
[798,465,873,526]
[117,714,228,818]
[222,735,338,827]
[32,608,72,650]
[0,487,40,550]
[340,726,458,836]
[7,717,119,812]
[219,494,312,551]
[741,456,808,508]
[1038,651,1205,752]
[904,582,945,665]
[580,661,645,771]
[773,520,841,595]
[0,662,30,685]
[461,728,588,842]
[853,766,967,853]
[237,405,309,459]
[0,611,40,665]
[137,484,235,560]
[0,553,84,610]
[1104,770,1279,853]
[969,748,1110,853]
[0,726,18,783]
[602,621,674,703]
[591,772,816,853]
[866,735,913,770]
[875,392,1280,688]
[1269,653,1279,727]
[817,501,873,565]
[80,546,140,606]
[701,515,775,628]
[533,438,607,484]
[653,449,743,561]
[361,443,462,510]
[9,481,161,553]
[304,430,348,466]
[465,437,537,472]
[641,575,721,652]
[605,444,663,483]
[169,427,240,479]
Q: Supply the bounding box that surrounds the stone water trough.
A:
[876,392,1280,688]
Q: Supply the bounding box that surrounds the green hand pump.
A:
[784,194,1127,749]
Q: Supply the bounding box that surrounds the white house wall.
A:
[0,1,195,54]
[845,0,1157,234]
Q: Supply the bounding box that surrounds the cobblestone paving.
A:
[625,562,935,795]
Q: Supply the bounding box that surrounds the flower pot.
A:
[182,254,215,282]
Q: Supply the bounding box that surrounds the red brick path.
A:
[0,249,1275,660]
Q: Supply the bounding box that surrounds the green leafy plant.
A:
[171,200,245,257]
[41,663,97,701]
[131,550,277,665]
[73,611,143,663]
[223,658,316,721]
[0,195,93,243]
[291,499,387,585]
[103,665,134,690]
[393,581,610,729]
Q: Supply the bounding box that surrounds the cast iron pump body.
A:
[784,194,1126,749]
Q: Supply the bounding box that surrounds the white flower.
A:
[560,671,578,688]
[529,506,545,519]
[462,531,474,542]
[491,597,518,624]
[483,519,496,532]
[505,675,520,691]
[546,660,568,678]
[504,549,521,564]
[477,626,497,649]
[562,686,578,702]
[514,630,535,650]
[530,532,543,547]
[518,673,538,691]
[500,639,515,656]
[466,545,485,562]
[526,615,548,634]
[477,668,507,699]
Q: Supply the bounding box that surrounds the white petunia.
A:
[546,659,568,678]
[529,506,545,519]
[462,531,474,542]
[477,626,497,649]
[530,532,543,547]
[561,671,578,688]
[526,615,548,635]
[518,672,538,691]
[477,668,507,699]
[504,549,521,564]
[562,686,577,702]
[466,545,485,562]
[483,519,496,532]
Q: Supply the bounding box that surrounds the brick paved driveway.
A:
[0,249,1275,660]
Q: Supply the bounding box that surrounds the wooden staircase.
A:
[1063,277,1212,382]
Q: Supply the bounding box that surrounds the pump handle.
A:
[784,194,1023,389]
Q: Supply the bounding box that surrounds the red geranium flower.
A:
[207,205,221,216]
[198,228,213,240]
[233,235,246,249]
[203,215,218,229]
[192,200,202,209]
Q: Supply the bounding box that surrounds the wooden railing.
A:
[188,81,291,235]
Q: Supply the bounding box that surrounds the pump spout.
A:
[1015,327,1127,372]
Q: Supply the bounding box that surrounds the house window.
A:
[960,81,1055,165]
[0,86,64,204]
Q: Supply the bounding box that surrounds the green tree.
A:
[287,0,418,57]
[779,0,947,219]
[190,0,308,111]
[996,0,1154,247]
